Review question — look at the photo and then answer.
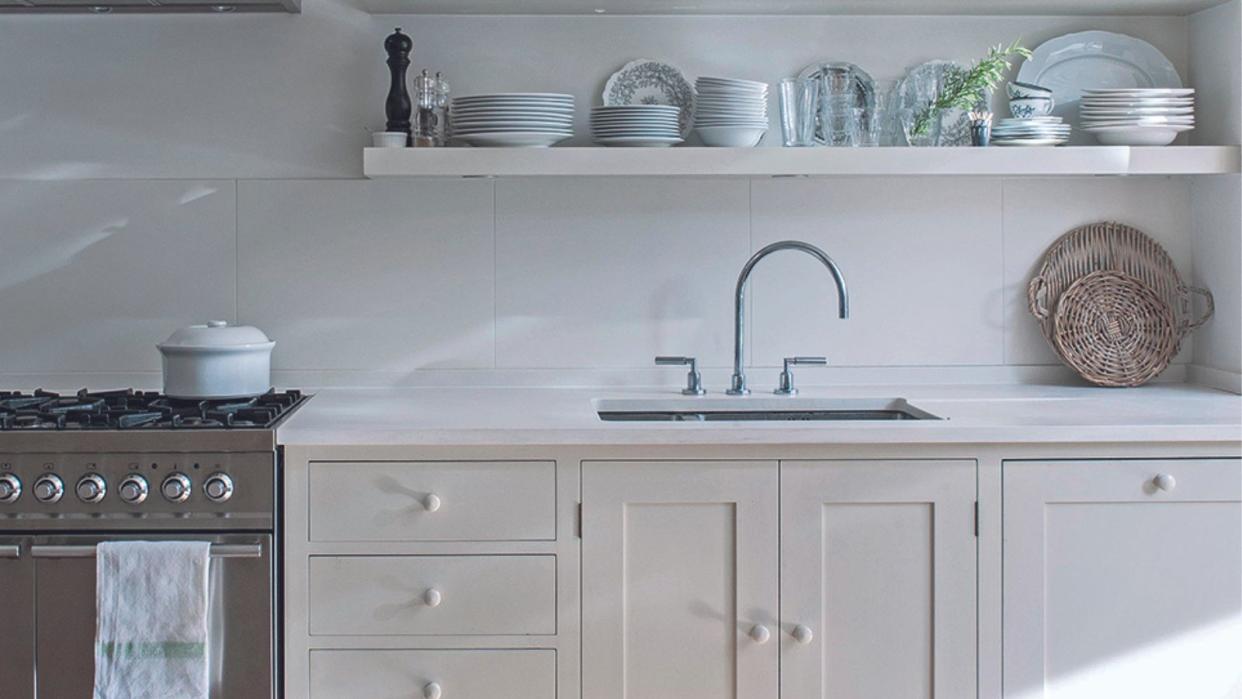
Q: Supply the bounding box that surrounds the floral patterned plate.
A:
[603,59,695,137]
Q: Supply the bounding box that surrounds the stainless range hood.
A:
[0,0,297,12]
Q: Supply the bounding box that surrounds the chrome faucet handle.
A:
[655,356,707,396]
[775,356,827,396]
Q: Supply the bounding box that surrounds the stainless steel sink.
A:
[595,397,940,422]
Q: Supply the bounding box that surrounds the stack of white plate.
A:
[1080,88,1195,146]
[693,76,769,147]
[449,93,574,147]
[992,116,1072,147]
[590,105,684,147]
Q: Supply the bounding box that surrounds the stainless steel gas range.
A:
[0,389,307,699]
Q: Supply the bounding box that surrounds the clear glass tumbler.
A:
[779,78,819,147]
[820,94,857,146]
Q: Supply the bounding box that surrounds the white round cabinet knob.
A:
[423,493,442,513]
[1153,474,1176,492]
[424,588,442,608]
[791,624,814,645]
[423,681,442,699]
[749,624,771,644]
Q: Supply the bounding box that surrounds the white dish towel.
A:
[94,541,211,699]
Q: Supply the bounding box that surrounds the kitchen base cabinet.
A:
[781,460,978,699]
[581,460,780,699]
[1003,459,1242,699]
[308,649,556,699]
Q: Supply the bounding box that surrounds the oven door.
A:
[23,533,273,699]
[0,538,35,698]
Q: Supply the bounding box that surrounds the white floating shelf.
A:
[362,0,1229,16]
[364,146,1241,178]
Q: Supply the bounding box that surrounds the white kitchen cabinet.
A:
[1003,459,1242,699]
[781,460,977,699]
[581,460,780,699]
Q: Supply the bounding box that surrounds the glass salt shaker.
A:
[413,69,438,147]
[434,72,450,146]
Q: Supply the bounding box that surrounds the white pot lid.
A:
[158,320,274,351]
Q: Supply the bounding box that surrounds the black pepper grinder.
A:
[384,28,413,135]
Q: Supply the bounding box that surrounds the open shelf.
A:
[362,0,1230,16]
[363,145,1241,178]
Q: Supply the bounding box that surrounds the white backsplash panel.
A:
[495,178,749,369]
[0,180,235,374]
[237,179,495,371]
[749,177,1004,367]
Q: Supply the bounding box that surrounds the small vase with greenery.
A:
[906,40,1032,145]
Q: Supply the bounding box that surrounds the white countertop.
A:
[276,382,1242,446]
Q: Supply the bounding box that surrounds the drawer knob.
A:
[423,682,442,699]
[749,624,771,644]
[791,624,814,645]
[423,493,442,512]
[1153,474,1176,492]
[424,588,443,608]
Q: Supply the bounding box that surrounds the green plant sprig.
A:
[912,39,1032,137]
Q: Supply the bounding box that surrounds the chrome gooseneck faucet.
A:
[727,240,849,395]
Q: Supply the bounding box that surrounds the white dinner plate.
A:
[454,93,573,101]
[1018,30,1182,144]
[1082,88,1194,96]
[452,122,575,131]
[1082,120,1194,130]
[1080,107,1195,116]
[594,136,684,147]
[455,131,572,147]
[452,106,575,114]
[992,138,1069,146]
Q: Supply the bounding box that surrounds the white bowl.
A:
[695,126,767,147]
[1089,126,1181,146]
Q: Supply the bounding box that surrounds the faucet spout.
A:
[728,240,848,395]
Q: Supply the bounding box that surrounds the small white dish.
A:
[371,131,408,148]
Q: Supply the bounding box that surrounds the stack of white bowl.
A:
[590,105,684,147]
[1080,88,1195,146]
[449,93,574,147]
[693,77,769,147]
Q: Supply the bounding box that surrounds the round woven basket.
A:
[1028,222,1213,358]
[1053,271,1179,387]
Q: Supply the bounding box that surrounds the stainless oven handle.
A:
[0,544,19,559]
[29,544,263,559]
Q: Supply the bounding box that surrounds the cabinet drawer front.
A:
[308,461,555,542]
[308,555,556,636]
[310,649,555,699]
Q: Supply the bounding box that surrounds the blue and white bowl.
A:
[1006,80,1054,100]
[1010,96,1055,119]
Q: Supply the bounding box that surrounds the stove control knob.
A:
[203,473,234,503]
[76,473,107,503]
[161,473,192,503]
[118,475,149,505]
[0,473,21,503]
[33,474,64,504]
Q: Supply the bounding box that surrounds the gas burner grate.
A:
[0,388,305,431]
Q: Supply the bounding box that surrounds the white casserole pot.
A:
[157,321,276,399]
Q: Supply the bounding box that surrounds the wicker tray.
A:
[1053,271,1179,387]
[1028,221,1213,357]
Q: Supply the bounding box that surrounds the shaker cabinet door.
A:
[581,460,779,699]
[780,460,977,699]
[1003,459,1242,699]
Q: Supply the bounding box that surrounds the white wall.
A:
[0,3,1232,389]
[1189,0,1242,390]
